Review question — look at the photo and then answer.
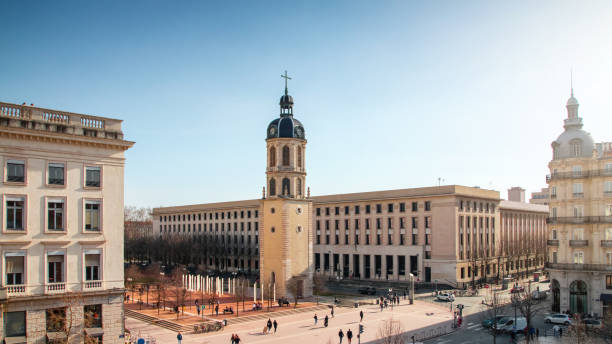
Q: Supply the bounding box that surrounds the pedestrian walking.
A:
[314,313,318,325]
[559,327,563,337]
[380,302,383,312]
[235,334,241,344]
[267,318,272,332]
[177,331,183,344]
[359,310,363,322]
[536,328,539,337]
[273,319,278,333]
[347,329,353,344]
[215,304,219,316]
[331,306,335,318]
[231,333,236,344]
[324,315,329,327]
[338,329,344,344]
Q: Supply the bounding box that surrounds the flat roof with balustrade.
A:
[0,101,133,150]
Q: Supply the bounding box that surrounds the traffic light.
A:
[359,324,364,334]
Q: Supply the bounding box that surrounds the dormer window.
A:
[570,140,582,157]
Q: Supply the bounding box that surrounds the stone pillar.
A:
[393,255,399,280]
[359,254,365,280]
[381,255,387,280]
[348,253,354,278]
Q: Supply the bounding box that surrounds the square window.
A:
[4,311,26,337]
[46,308,66,332]
[84,304,103,328]
[6,196,25,231]
[47,200,65,231]
[85,201,101,231]
[85,166,101,187]
[425,201,431,211]
[48,163,65,185]
[412,202,418,212]
[6,159,25,183]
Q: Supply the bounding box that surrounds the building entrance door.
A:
[425,267,431,282]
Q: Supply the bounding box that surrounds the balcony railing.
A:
[83,281,103,289]
[547,216,612,224]
[569,240,588,247]
[547,169,612,181]
[547,239,559,246]
[573,192,584,198]
[7,284,26,296]
[46,282,66,294]
[545,262,612,272]
[601,240,612,248]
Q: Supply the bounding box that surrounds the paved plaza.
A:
[126,299,453,344]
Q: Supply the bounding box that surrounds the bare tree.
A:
[46,292,98,344]
[479,290,506,344]
[511,282,542,343]
[167,268,187,320]
[312,273,327,305]
[285,275,305,308]
[377,317,405,344]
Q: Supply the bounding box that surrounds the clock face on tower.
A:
[269,127,276,137]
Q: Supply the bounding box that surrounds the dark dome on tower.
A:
[267,116,305,140]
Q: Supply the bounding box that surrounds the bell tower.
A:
[260,71,313,300]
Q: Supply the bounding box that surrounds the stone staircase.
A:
[224,304,329,326]
[125,309,193,333]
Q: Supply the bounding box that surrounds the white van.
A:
[493,316,527,334]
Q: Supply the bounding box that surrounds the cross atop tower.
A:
[281,70,292,95]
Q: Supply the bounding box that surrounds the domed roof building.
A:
[266,87,306,140]
[551,91,594,160]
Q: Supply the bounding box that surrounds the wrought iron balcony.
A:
[601,240,612,248]
[547,216,612,224]
[569,240,588,247]
[547,239,559,246]
[545,262,612,272]
[547,169,612,182]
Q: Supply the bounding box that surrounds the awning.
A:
[84,327,104,336]
[47,332,68,340]
[600,294,612,302]
[4,336,27,344]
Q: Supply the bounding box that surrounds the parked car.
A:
[493,317,527,334]
[436,292,455,302]
[582,319,602,329]
[545,313,572,325]
[510,286,525,293]
[358,286,376,295]
[482,315,508,328]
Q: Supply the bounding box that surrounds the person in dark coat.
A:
[314,313,318,325]
[177,332,183,344]
[267,318,273,332]
[273,319,278,333]
[324,315,329,327]
[359,310,364,322]
[338,329,344,344]
[346,329,353,344]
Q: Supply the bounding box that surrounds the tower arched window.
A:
[282,146,290,166]
[269,147,276,167]
[269,178,276,196]
[297,178,302,196]
[297,146,302,168]
[282,178,290,196]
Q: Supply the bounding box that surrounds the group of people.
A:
[264,318,278,334]
[337,328,354,344]
[230,333,242,343]
[251,302,263,311]
[378,295,400,311]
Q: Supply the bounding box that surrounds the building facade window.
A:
[48,253,65,283]
[269,178,276,196]
[48,162,65,185]
[282,145,290,166]
[269,146,276,167]
[5,253,25,285]
[6,196,25,231]
[85,250,101,281]
[48,199,65,231]
[6,159,25,183]
[297,146,302,168]
[85,166,101,187]
[573,251,584,264]
[85,201,101,231]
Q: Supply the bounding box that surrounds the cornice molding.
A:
[0,127,134,151]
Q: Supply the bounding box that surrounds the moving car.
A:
[493,317,527,334]
[482,315,508,328]
[582,319,602,329]
[436,292,455,302]
[545,313,572,325]
[358,286,376,295]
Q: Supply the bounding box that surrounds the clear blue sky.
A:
[2,1,612,208]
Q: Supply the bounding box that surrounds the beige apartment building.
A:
[546,91,612,317]
[530,187,550,205]
[151,84,548,289]
[0,102,133,343]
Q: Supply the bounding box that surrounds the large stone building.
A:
[0,102,133,343]
[151,84,548,290]
[546,90,612,317]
